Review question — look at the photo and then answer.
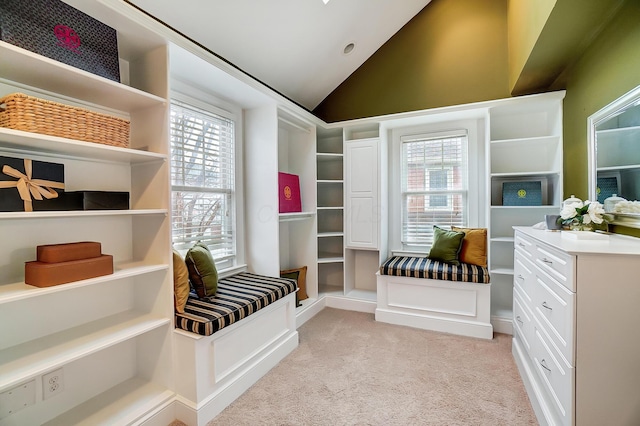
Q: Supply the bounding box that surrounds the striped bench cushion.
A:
[380,256,490,284]
[175,272,297,336]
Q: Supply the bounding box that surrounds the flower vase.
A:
[568,221,593,232]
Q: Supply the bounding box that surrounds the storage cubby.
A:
[490,136,562,174]
[344,124,380,141]
[489,99,562,141]
[490,174,560,206]
[317,235,344,261]
[317,155,344,181]
[317,209,344,234]
[317,182,344,208]
[318,263,344,295]
[344,249,378,301]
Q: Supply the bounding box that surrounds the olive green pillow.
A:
[427,225,465,265]
[172,249,190,313]
[185,242,218,298]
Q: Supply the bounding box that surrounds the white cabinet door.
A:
[345,138,379,249]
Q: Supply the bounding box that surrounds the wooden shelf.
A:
[0,311,169,391]
[43,378,174,426]
[0,42,166,112]
[0,263,169,305]
[0,128,167,164]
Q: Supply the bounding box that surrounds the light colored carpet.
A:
[196,308,536,426]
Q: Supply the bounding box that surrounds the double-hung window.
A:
[401,130,468,247]
[170,100,236,269]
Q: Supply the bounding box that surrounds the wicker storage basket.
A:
[0,93,130,148]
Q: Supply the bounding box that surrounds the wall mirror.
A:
[588,84,640,228]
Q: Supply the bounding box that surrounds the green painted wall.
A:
[507,0,556,91]
[562,0,640,235]
[313,0,510,123]
[562,0,640,199]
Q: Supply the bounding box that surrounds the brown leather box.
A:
[25,254,113,287]
[37,241,102,263]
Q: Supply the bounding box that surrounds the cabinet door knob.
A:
[518,242,525,247]
[542,258,553,265]
[540,359,552,372]
[517,274,525,280]
[542,301,553,311]
[516,316,523,324]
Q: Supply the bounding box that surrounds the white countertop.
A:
[514,226,640,256]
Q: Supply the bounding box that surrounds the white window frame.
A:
[389,119,484,254]
[170,87,244,272]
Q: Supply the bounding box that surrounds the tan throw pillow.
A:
[280,265,308,304]
[452,226,488,267]
[172,249,190,313]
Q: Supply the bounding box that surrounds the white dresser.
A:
[512,227,640,426]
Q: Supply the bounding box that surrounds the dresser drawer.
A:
[535,243,575,292]
[514,231,536,260]
[514,250,535,304]
[513,287,534,355]
[532,324,574,426]
[534,269,575,365]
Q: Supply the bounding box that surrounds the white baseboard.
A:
[296,297,326,328]
[324,295,377,313]
[491,315,513,335]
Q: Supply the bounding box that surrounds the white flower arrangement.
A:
[613,200,640,214]
[560,198,606,230]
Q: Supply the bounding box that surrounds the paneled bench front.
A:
[376,256,493,339]
[173,272,299,425]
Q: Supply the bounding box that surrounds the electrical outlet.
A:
[0,380,36,419]
[42,368,64,400]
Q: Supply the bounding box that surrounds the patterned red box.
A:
[278,172,302,213]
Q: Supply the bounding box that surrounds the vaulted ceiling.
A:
[127,0,432,110]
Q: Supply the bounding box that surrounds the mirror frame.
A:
[588,84,640,229]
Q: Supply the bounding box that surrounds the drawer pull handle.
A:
[542,258,553,265]
[540,359,552,372]
[516,316,523,324]
[542,301,553,311]
[518,243,526,247]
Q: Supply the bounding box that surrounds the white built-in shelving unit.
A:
[343,125,386,305]
[244,107,319,307]
[486,92,565,330]
[0,0,174,422]
[316,128,345,296]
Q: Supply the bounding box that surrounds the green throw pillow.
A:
[427,226,465,265]
[185,242,218,298]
